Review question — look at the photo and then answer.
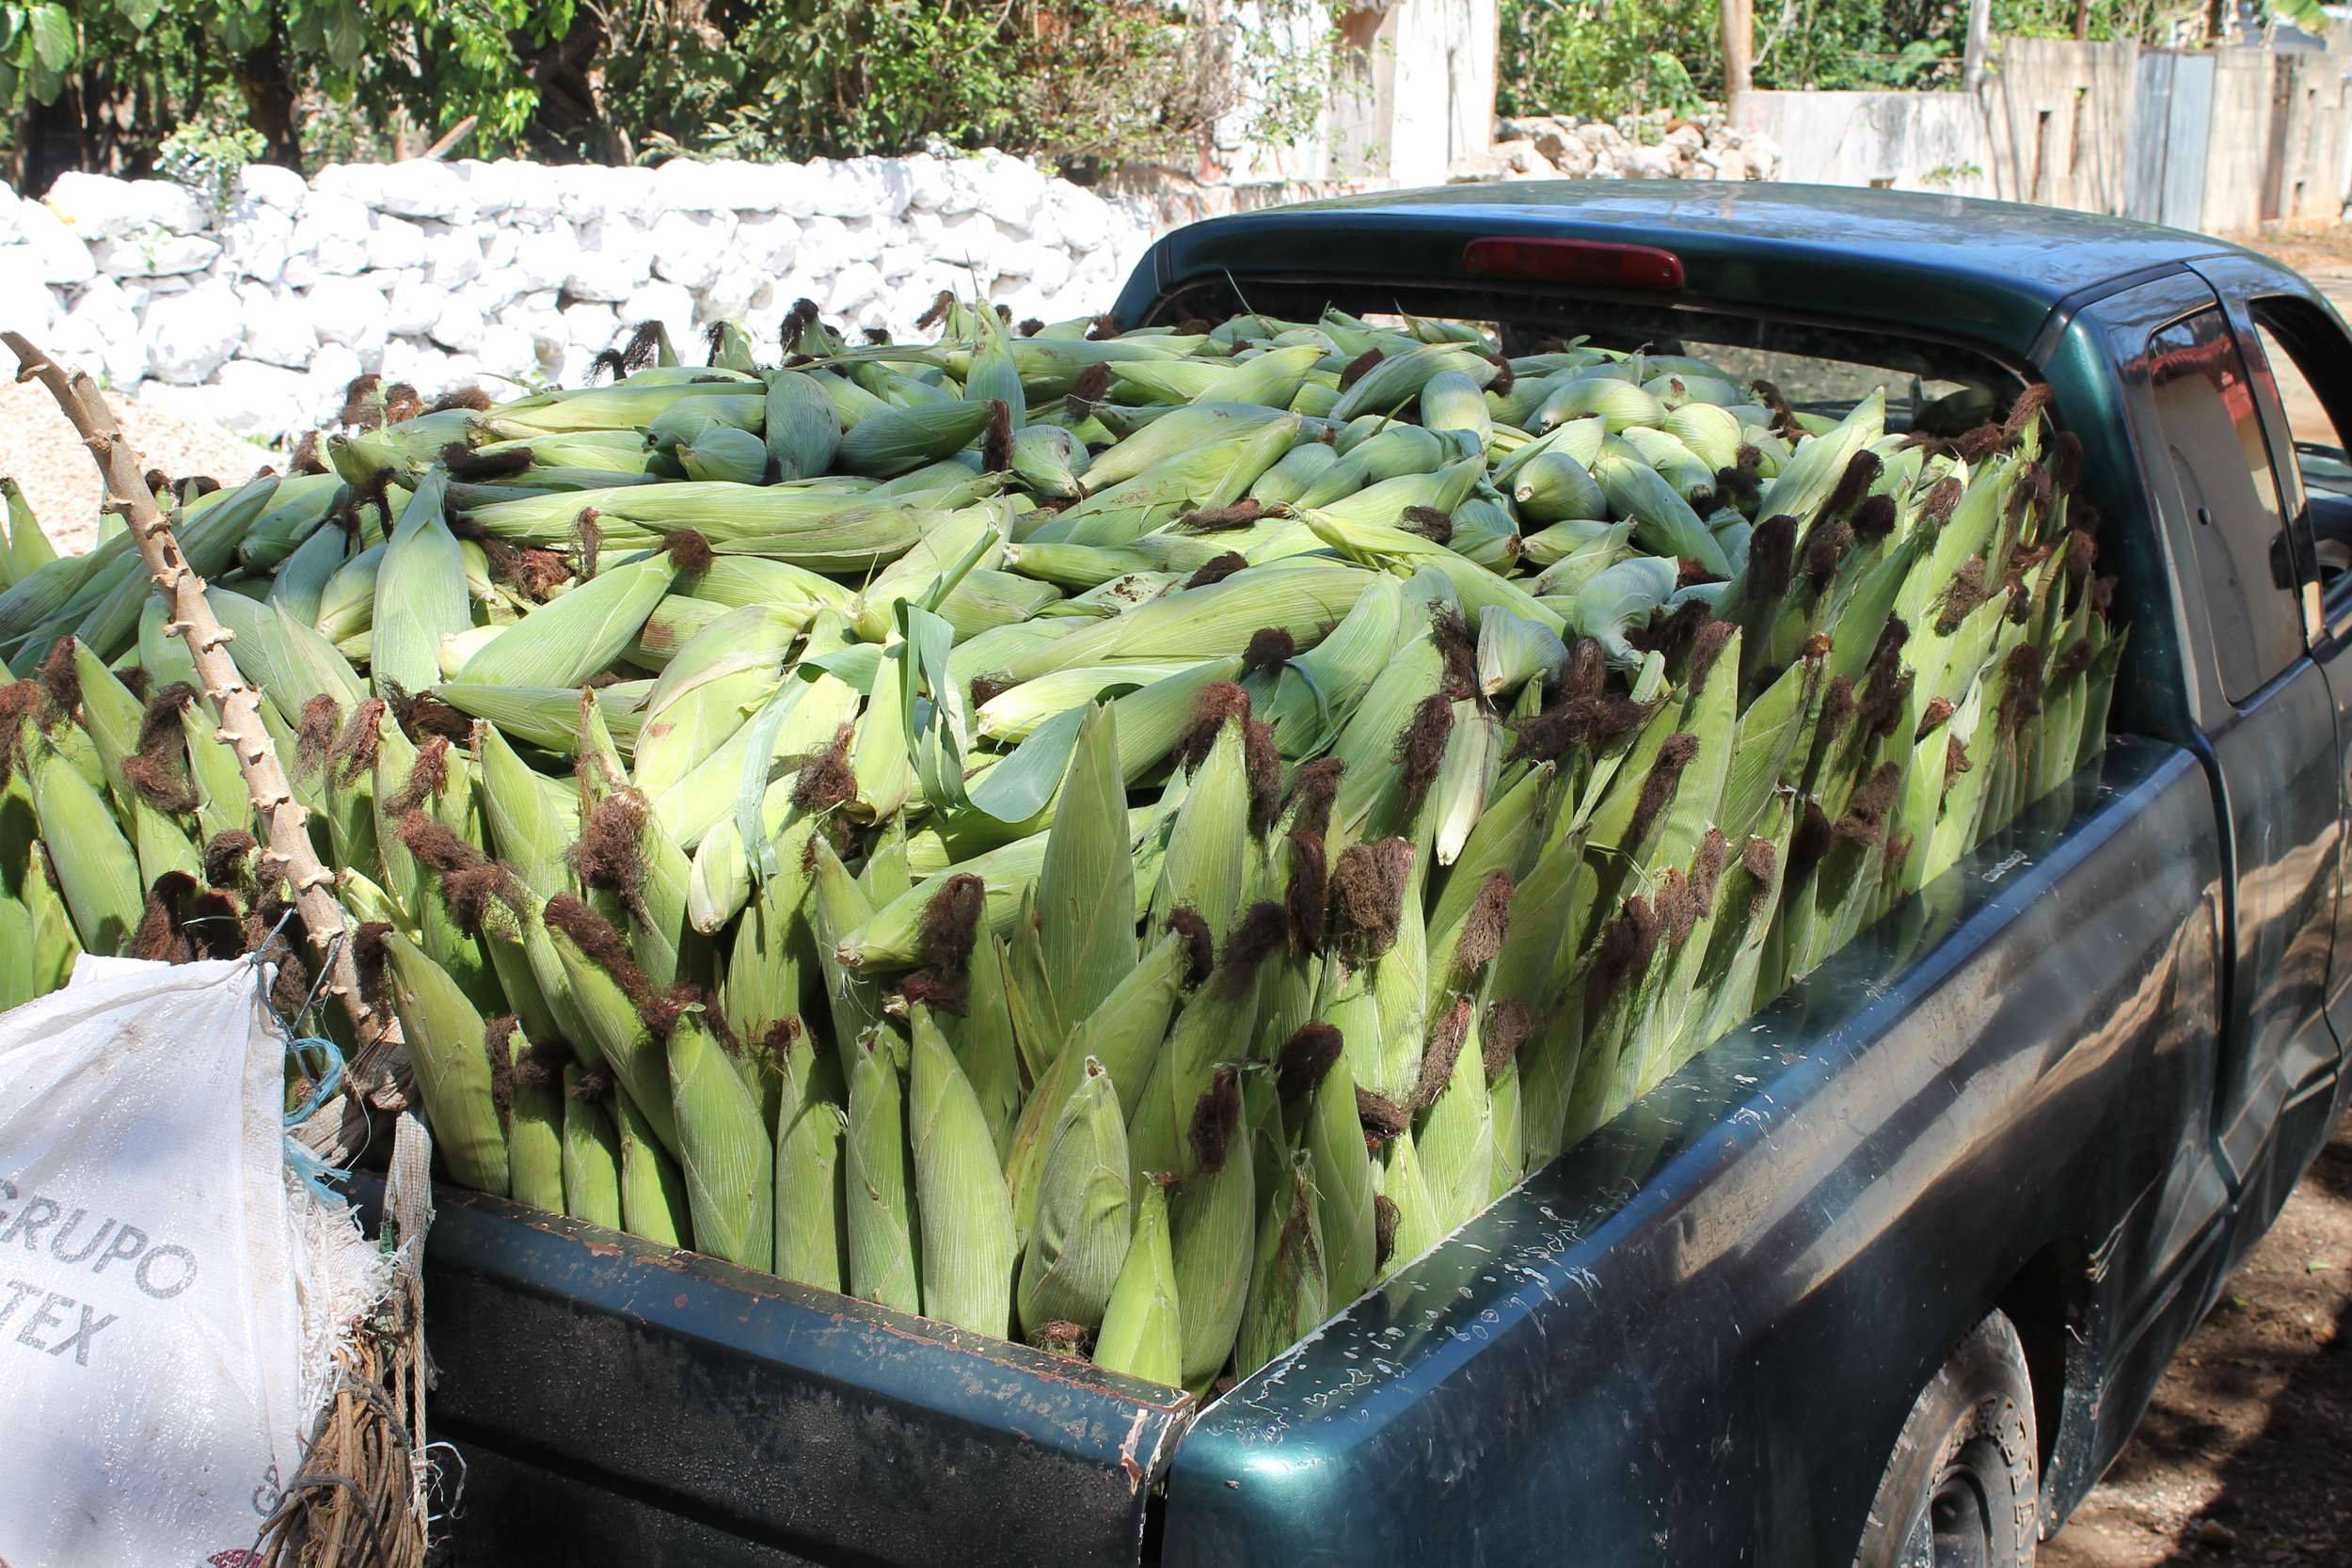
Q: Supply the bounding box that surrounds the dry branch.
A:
[4,331,405,1158]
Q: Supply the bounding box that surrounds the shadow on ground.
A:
[2039,1117,2352,1566]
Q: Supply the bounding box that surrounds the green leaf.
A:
[967,703,1085,823]
[28,4,73,71]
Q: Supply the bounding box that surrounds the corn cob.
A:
[615,1087,694,1248]
[1093,1177,1183,1385]
[561,1065,626,1230]
[1017,1054,1133,1338]
[846,1025,921,1314]
[384,928,509,1195]
[909,1006,1020,1336]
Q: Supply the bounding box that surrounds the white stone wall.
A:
[0,152,1159,443]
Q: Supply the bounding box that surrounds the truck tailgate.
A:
[421,1190,1191,1566]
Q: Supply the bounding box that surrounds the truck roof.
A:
[1119,181,2257,359]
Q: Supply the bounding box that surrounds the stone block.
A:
[44,172,154,240]
[384,278,451,337]
[728,212,801,274]
[92,231,221,277]
[306,276,390,351]
[563,300,620,350]
[365,213,429,271]
[430,296,487,356]
[240,283,319,369]
[138,282,245,384]
[374,159,470,220]
[235,163,308,213]
[206,357,313,437]
[649,208,733,291]
[425,227,485,289]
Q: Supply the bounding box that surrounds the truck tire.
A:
[1851,1308,2039,1568]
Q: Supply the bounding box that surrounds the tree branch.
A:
[3,333,405,1161]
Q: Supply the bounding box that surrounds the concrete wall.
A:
[1744,32,2352,236]
[1738,89,1994,196]
[1979,38,2140,213]
[1329,0,1499,185]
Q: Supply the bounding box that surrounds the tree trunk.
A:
[522,8,611,163]
[1720,0,1752,126]
[232,25,305,170]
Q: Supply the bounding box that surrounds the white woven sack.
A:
[0,956,384,1568]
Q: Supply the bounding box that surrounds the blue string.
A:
[280,1028,356,1204]
[282,1037,345,1126]
[243,930,365,1203]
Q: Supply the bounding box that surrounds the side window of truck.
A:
[2145,309,2306,703]
[2244,295,2352,594]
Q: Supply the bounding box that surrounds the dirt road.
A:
[2038,1114,2352,1565]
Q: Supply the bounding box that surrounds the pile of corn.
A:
[0,300,2120,1394]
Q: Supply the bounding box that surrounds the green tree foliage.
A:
[1,0,1269,189]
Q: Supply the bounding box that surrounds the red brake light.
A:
[1462,237,1685,290]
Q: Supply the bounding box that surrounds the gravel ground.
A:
[0,379,282,556]
[2039,1112,2352,1566]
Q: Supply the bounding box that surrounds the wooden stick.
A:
[4,332,404,1156]
[421,115,479,162]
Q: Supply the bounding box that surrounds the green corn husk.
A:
[1025,701,1137,1048]
[679,425,771,485]
[845,1026,920,1315]
[1308,1050,1380,1308]
[1006,927,1193,1240]
[668,1005,774,1270]
[1234,1148,1327,1378]
[372,472,470,698]
[24,835,77,999]
[1017,1055,1133,1337]
[0,300,2108,1398]
[453,549,675,689]
[543,906,682,1162]
[1093,1177,1183,1386]
[1378,1127,1442,1282]
[615,1088,694,1249]
[906,1006,1021,1336]
[1170,1106,1256,1391]
[773,1028,848,1294]
[561,1067,626,1231]
[505,1030,568,1214]
[383,929,509,1195]
[1414,1002,1494,1235]
[944,926,1024,1157]
[28,743,141,957]
[1145,708,1250,945]
[835,401,996,478]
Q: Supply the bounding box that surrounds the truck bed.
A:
[420,735,2217,1566]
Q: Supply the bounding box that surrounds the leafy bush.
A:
[155,114,262,213]
[1,0,1284,190]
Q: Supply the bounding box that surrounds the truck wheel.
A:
[1851,1308,2039,1568]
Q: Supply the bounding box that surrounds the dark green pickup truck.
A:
[422,182,2352,1567]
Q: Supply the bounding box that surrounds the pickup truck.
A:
[417,182,2352,1567]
